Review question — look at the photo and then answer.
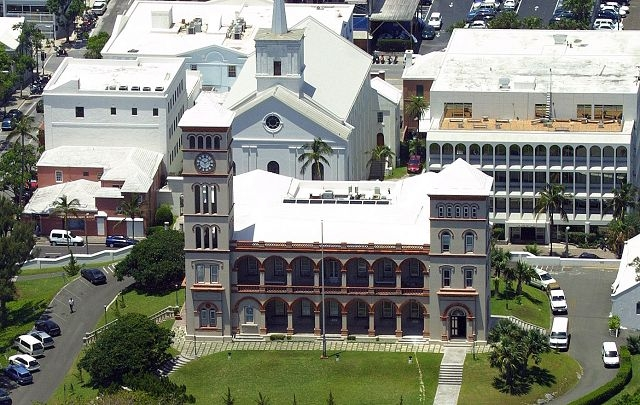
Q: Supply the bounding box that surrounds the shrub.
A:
[270,334,286,341]
[154,204,174,226]
[627,335,640,355]
[347,335,356,341]
[568,346,632,405]
[376,39,411,52]
[524,243,542,256]
[146,225,165,236]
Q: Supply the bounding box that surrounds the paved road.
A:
[33,240,124,258]
[6,269,133,405]
[551,266,619,403]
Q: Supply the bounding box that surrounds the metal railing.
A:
[83,306,179,345]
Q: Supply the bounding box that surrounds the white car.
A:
[467,20,488,29]
[92,0,107,15]
[602,341,620,367]
[503,0,517,11]
[30,330,55,349]
[428,12,443,30]
[600,4,626,16]
[529,268,557,290]
[8,354,40,372]
[549,289,568,314]
[604,2,629,13]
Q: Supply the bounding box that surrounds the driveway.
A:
[7,269,133,405]
[551,266,619,403]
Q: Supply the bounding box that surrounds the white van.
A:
[549,317,569,350]
[14,334,45,357]
[49,229,84,246]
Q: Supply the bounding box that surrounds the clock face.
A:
[195,153,215,173]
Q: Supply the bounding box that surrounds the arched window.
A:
[214,136,221,149]
[199,305,217,327]
[193,185,200,214]
[189,135,195,149]
[212,227,218,249]
[203,227,210,249]
[312,163,325,180]
[195,226,202,249]
[205,136,212,149]
[376,133,384,146]
[464,231,475,253]
[267,161,280,174]
[202,186,209,214]
[441,231,451,253]
[197,136,204,149]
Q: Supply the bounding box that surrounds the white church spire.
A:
[271,0,288,35]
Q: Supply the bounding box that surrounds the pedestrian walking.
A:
[69,297,75,313]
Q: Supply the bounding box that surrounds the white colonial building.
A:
[43,57,197,174]
[102,0,355,90]
[411,29,640,243]
[612,234,640,330]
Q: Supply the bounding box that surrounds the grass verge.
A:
[458,351,581,405]
[385,166,408,180]
[491,278,551,328]
[96,286,185,328]
[603,354,640,404]
[170,351,442,404]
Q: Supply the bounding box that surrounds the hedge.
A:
[568,346,632,405]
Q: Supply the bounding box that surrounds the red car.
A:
[407,155,422,174]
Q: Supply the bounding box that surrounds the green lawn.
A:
[604,354,640,404]
[96,286,185,328]
[0,276,68,360]
[170,351,442,405]
[491,279,552,328]
[458,351,581,404]
[385,166,408,180]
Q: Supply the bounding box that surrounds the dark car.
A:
[0,140,9,151]
[466,8,496,23]
[549,8,576,24]
[7,109,23,120]
[105,235,137,248]
[4,364,33,385]
[0,388,11,405]
[81,268,107,285]
[1,117,16,131]
[34,319,61,337]
[578,252,601,259]
[597,10,621,21]
[422,25,436,40]
[407,155,423,174]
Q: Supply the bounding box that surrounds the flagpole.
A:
[321,219,327,359]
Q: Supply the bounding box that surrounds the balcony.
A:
[440,117,622,132]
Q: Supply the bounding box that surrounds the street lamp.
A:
[585,221,590,244]
[565,226,570,257]
[85,213,90,255]
[175,284,179,307]
[104,304,108,324]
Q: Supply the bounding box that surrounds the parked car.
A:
[7,109,23,120]
[81,268,107,285]
[467,20,488,29]
[92,0,106,15]
[422,24,436,40]
[8,354,40,372]
[36,99,44,113]
[29,330,55,349]
[502,0,517,11]
[0,388,11,405]
[4,364,33,385]
[1,117,16,131]
[602,341,620,367]
[466,8,496,23]
[427,12,442,30]
[549,289,568,314]
[578,252,601,259]
[34,319,61,337]
[529,267,557,290]
[549,8,576,24]
[407,155,423,174]
[49,229,84,246]
[105,235,137,248]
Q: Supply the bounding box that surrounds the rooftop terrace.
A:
[440,117,623,132]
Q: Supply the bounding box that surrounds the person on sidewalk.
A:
[69,297,75,313]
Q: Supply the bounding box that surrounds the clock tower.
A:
[181,103,235,339]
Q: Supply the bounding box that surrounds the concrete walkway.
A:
[169,316,486,404]
[433,347,467,405]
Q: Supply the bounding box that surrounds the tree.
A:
[298,137,333,180]
[114,229,185,293]
[561,0,595,23]
[13,22,44,75]
[222,387,234,405]
[79,313,173,387]
[85,31,110,59]
[535,183,571,256]
[64,0,86,42]
[406,137,425,157]
[255,393,271,405]
[118,193,143,239]
[63,252,84,277]
[326,392,336,405]
[491,247,511,278]
[0,196,35,326]
[607,215,640,259]
[548,19,586,30]
[521,16,544,29]
[122,372,195,404]
[0,142,39,205]
[609,182,638,221]
[513,261,536,295]
[52,195,80,249]
[405,96,428,123]
[488,11,521,28]
[366,145,395,181]
[154,203,174,226]
[8,115,39,205]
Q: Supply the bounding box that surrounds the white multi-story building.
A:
[412,29,640,243]
[43,57,195,174]
[102,0,354,89]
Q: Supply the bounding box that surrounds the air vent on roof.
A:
[131,86,140,91]
[118,85,128,91]
[498,77,510,89]
[553,34,567,45]
[108,85,116,90]
[155,86,164,92]
[128,49,139,53]
[142,87,151,91]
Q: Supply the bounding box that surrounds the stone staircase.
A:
[397,335,428,344]
[157,355,193,376]
[438,363,464,385]
[233,333,265,342]
[491,315,547,335]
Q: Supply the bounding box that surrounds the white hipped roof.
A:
[371,76,402,104]
[233,159,493,245]
[179,92,235,127]
[612,234,640,297]
[23,179,101,214]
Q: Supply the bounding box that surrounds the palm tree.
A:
[118,193,143,240]
[606,218,639,259]
[609,182,638,221]
[8,116,38,206]
[52,195,80,249]
[406,137,425,157]
[491,247,511,278]
[405,96,428,123]
[535,183,571,256]
[298,137,333,180]
[513,261,537,295]
[366,145,395,180]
